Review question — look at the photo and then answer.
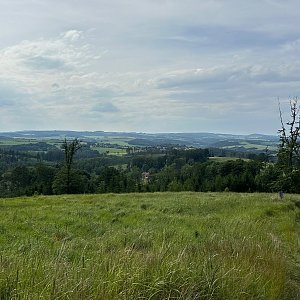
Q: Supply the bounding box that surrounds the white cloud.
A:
[61,30,83,42]
[0,30,108,96]
[0,1,300,133]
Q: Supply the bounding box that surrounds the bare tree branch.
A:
[278,98,300,170]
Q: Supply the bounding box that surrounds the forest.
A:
[0,100,299,197]
[0,141,295,197]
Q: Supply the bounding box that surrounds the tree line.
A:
[0,99,299,196]
[0,145,273,197]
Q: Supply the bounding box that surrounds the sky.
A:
[0,0,300,134]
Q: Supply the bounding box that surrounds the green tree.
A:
[34,163,55,194]
[52,168,90,194]
[59,138,82,193]
[63,138,82,192]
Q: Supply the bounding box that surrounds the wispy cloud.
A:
[0,1,300,133]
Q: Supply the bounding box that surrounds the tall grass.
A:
[0,192,299,299]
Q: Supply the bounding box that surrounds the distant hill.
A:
[0,130,279,152]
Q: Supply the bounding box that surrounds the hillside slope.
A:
[0,192,299,299]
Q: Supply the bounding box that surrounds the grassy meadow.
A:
[0,192,299,299]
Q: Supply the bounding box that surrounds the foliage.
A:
[61,138,82,193]
[52,167,91,194]
[0,149,268,196]
[0,130,298,196]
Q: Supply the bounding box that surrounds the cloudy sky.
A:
[0,0,299,134]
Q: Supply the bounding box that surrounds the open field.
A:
[239,141,277,151]
[0,138,37,146]
[209,156,250,162]
[0,192,299,299]
[218,141,277,152]
[0,138,62,148]
[91,136,133,146]
[91,146,127,156]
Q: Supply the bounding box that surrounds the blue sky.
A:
[0,0,300,134]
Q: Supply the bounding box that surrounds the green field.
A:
[209,156,250,162]
[90,136,133,147]
[0,192,299,299]
[100,137,132,146]
[0,138,37,146]
[91,146,127,156]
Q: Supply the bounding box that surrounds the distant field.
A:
[92,136,133,146]
[0,134,278,153]
[0,192,299,299]
[221,141,277,152]
[209,156,250,162]
[0,138,62,149]
[239,141,278,151]
[0,138,37,146]
[92,146,127,155]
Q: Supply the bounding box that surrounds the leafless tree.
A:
[278,98,300,170]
